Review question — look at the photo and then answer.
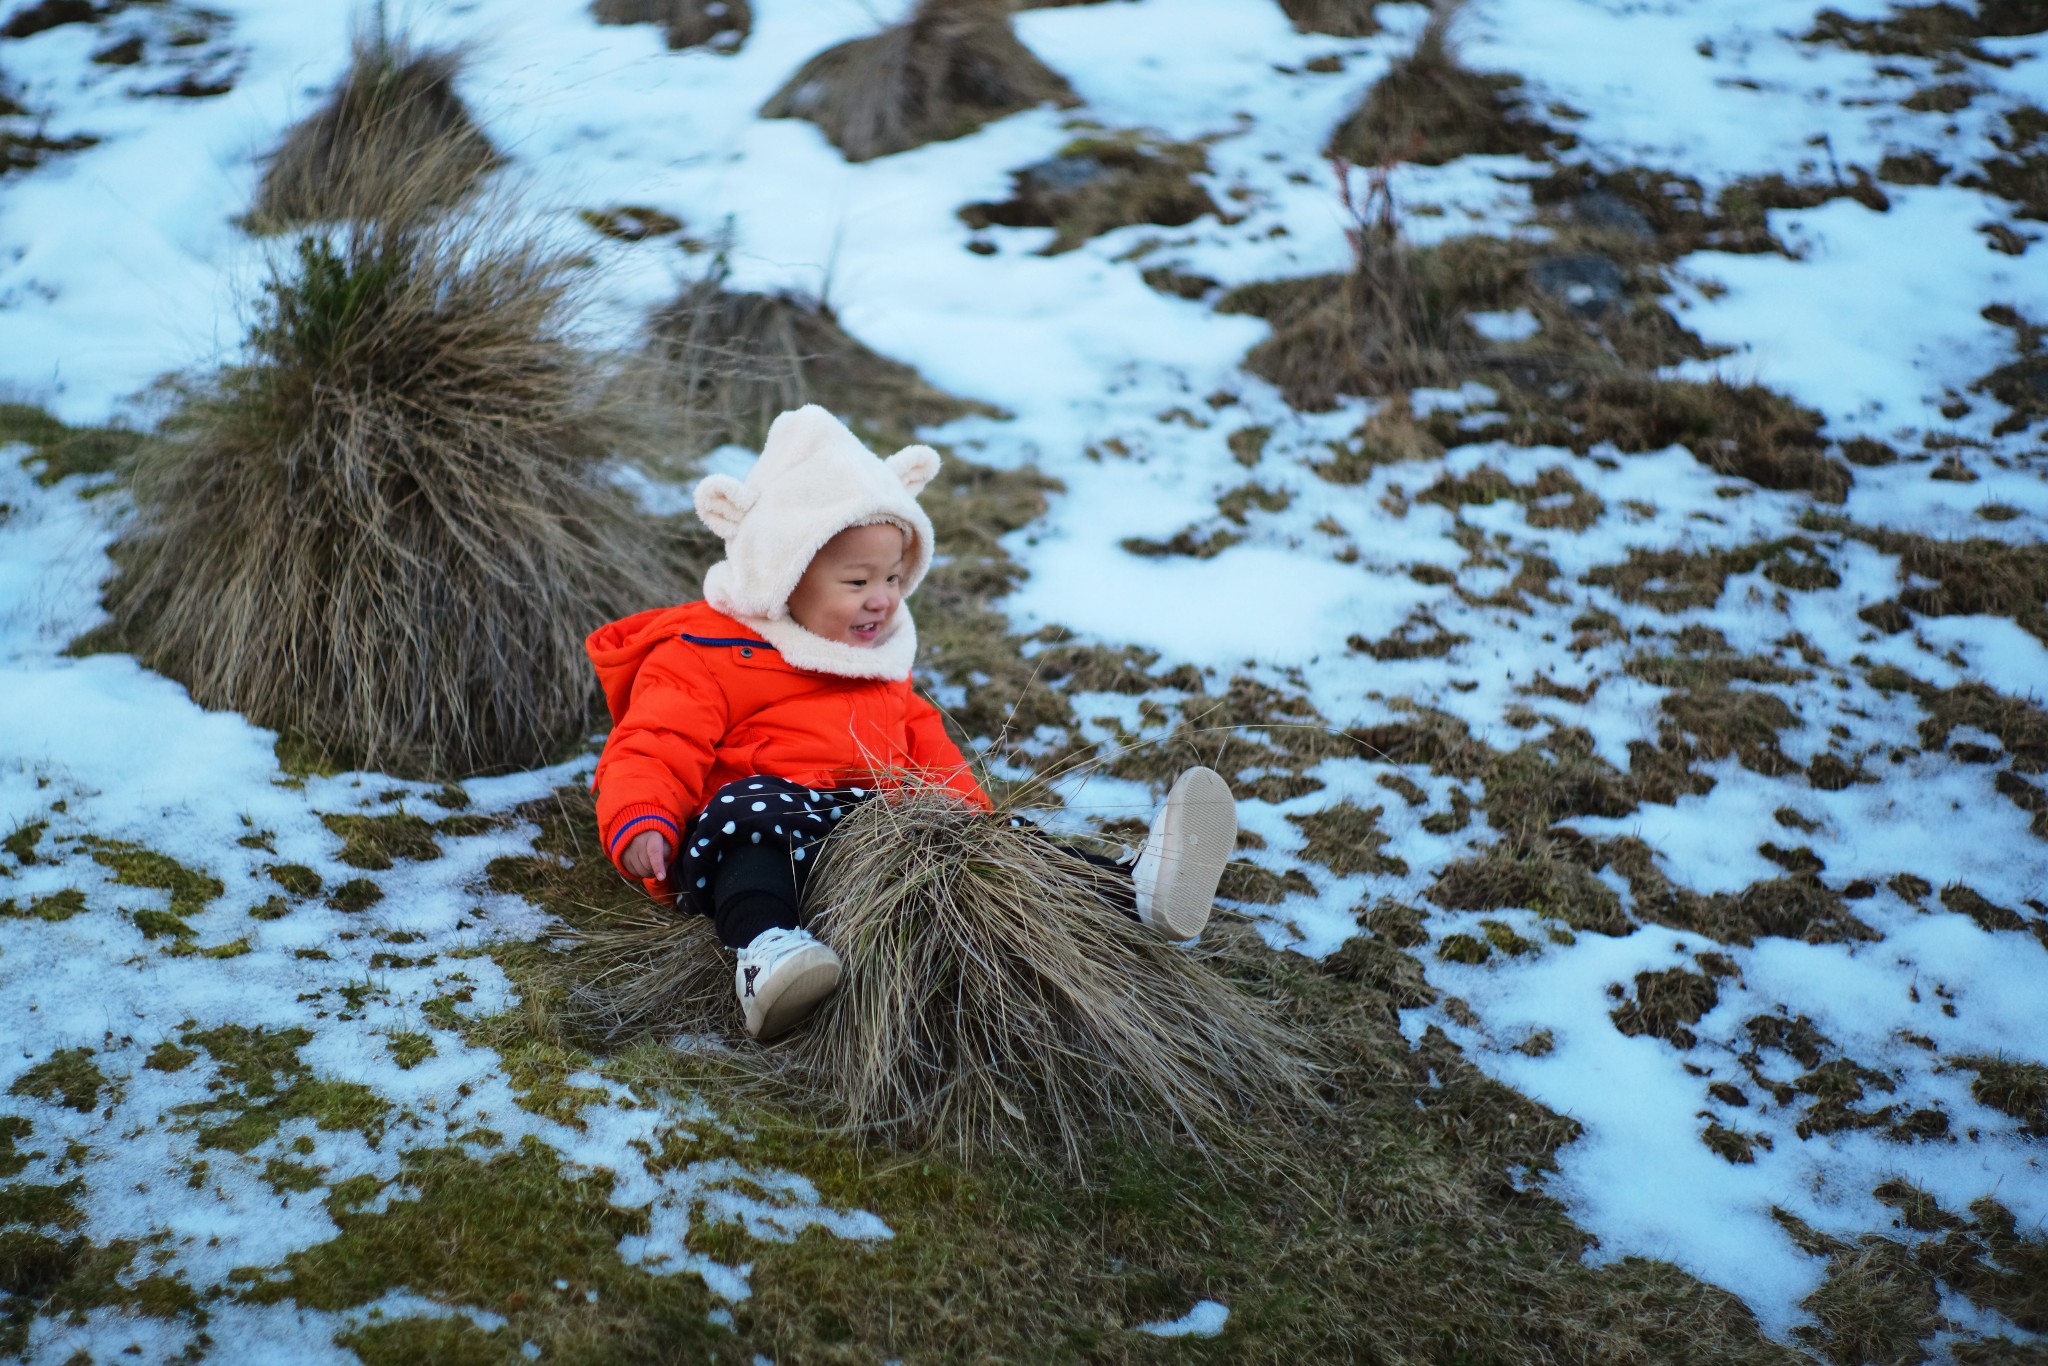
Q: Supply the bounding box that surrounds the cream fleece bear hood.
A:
[693,405,939,680]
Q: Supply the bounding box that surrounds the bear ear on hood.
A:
[886,444,940,496]
[693,473,757,540]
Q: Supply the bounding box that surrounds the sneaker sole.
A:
[748,947,843,1040]
[1149,767,1236,940]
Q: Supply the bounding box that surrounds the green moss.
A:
[0,1177,84,1229]
[249,896,292,921]
[1479,919,1538,957]
[267,863,323,897]
[261,1158,326,1195]
[1437,932,1493,964]
[328,878,384,913]
[1,888,88,922]
[322,812,442,870]
[0,402,142,486]
[338,1316,522,1366]
[8,1048,106,1114]
[171,1024,391,1153]
[144,1042,198,1073]
[385,1032,434,1070]
[1,820,45,865]
[132,908,196,941]
[233,1137,734,1360]
[0,1116,31,1179]
[86,839,223,919]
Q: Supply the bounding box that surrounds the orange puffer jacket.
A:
[587,600,988,897]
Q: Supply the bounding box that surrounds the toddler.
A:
[587,406,1236,1038]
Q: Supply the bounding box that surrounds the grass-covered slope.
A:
[2,0,2046,1361]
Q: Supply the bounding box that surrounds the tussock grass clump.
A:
[579,787,1319,1174]
[106,213,696,776]
[759,0,1073,162]
[1329,0,1562,166]
[247,29,496,232]
[646,273,997,454]
[590,0,750,53]
[799,791,1318,1167]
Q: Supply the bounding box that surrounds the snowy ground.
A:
[3,0,2045,1359]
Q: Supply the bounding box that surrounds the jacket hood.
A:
[693,404,940,622]
[586,602,732,727]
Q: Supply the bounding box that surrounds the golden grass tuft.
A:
[106,208,700,777]
[759,0,1073,162]
[574,787,1320,1176]
[644,271,999,453]
[246,28,497,232]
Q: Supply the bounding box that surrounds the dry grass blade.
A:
[568,900,732,1037]
[759,0,1073,162]
[108,204,705,777]
[247,26,497,231]
[644,272,998,453]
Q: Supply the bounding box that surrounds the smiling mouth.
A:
[850,621,882,643]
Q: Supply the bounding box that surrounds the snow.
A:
[2,0,2046,1354]
[1137,1298,1230,1337]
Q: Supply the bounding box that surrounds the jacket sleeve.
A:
[904,691,992,810]
[594,642,730,887]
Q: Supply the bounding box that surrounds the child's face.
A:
[786,522,909,647]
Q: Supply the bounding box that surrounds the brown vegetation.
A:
[959,132,1217,254]
[1328,1,1561,166]
[1277,0,1378,34]
[104,212,698,776]
[246,30,496,231]
[759,0,1073,162]
[643,272,999,455]
[590,0,749,53]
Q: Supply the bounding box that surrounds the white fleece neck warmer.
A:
[693,405,940,680]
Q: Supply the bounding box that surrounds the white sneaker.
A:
[1132,767,1236,941]
[735,926,842,1040]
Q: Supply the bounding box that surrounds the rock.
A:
[1567,190,1654,240]
[1528,252,1627,317]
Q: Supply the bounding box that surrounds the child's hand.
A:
[620,830,672,880]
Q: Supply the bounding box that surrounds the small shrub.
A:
[246,27,497,231]
[106,210,696,777]
[759,0,1073,162]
